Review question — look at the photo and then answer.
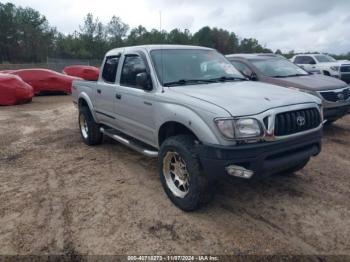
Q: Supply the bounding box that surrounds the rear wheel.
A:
[79,107,103,146]
[159,135,213,211]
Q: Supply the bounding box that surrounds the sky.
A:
[10,0,350,54]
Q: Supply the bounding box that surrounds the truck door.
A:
[94,55,120,124]
[114,51,156,146]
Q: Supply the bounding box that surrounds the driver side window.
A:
[304,56,316,65]
[120,55,150,89]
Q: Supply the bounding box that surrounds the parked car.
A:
[63,65,99,81]
[0,73,33,106]
[73,45,323,211]
[10,69,80,94]
[291,54,350,84]
[226,54,350,123]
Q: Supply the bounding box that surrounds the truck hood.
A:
[267,74,348,91]
[169,81,320,117]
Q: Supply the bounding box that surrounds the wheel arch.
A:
[323,70,331,76]
[158,121,199,146]
[155,103,222,147]
[77,92,97,121]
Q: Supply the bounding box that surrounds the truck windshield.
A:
[150,49,245,86]
[251,58,309,78]
[314,55,336,63]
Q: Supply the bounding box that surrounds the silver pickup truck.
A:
[72,45,323,211]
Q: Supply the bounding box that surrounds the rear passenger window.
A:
[120,55,148,88]
[102,56,120,83]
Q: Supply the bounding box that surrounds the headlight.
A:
[235,118,262,138]
[330,66,339,71]
[215,119,235,138]
[215,118,262,139]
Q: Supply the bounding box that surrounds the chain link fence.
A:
[0,58,102,72]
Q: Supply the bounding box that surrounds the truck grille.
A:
[274,108,321,136]
[320,88,350,102]
[340,65,350,73]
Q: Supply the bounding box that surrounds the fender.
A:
[78,92,98,122]
[155,103,221,146]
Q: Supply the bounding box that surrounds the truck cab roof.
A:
[106,45,214,57]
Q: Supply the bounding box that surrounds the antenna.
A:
[160,10,165,93]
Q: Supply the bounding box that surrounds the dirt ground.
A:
[0,95,349,256]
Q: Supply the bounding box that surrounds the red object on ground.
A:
[10,69,80,94]
[63,65,99,81]
[0,73,34,106]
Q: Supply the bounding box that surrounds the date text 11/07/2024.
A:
[127,255,220,261]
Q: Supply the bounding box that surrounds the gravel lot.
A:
[0,95,349,256]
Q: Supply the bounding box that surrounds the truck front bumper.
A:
[197,130,322,179]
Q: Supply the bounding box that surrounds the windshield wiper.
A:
[163,79,215,87]
[272,74,308,78]
[208,76,246,82]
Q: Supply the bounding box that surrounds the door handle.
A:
[116,94,122,99]
[97,89,101,94]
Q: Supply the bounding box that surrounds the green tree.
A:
[275,49,282,55]
[193,26,214,48]
[3,3,308,63]
[167,29,191,45]
[0,3,55,62]
[78,13,108,59]
[107,16,129,47]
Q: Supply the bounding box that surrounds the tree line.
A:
[0,2,349,63]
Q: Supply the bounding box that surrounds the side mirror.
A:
[136,72,152,91]
[249,72,258,81]
[309,60,316,65]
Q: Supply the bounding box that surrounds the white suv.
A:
[291,54,350,83]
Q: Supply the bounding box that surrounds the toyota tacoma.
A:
[72,45,323,211]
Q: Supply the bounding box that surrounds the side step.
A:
[100,127,158,158]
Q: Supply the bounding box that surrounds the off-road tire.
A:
[79,107,103,146]
[159,135,213,211]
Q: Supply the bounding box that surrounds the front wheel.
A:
[78,107,103,146]
[159,135,212,211]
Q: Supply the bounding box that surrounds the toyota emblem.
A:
[296,116,306,126]
[337,93,344,100]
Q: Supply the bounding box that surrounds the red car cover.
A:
[63,65,99,81]
[10,69,80,94]
[0,73,34,106]
[0,70,16,74]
